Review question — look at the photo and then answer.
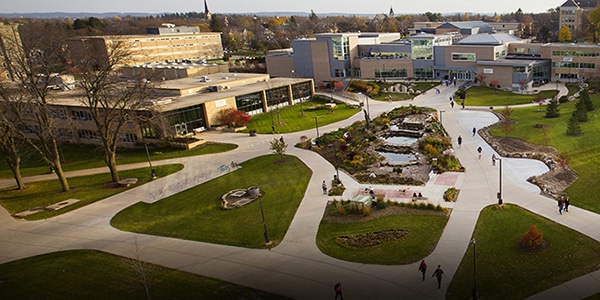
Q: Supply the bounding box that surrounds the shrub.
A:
[519,224,545,251]
[217,108,251,128]
[443,187,459,202]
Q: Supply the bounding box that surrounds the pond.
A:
[378,152,417,163]
[382,136,418,146]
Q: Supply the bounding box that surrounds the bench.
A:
[118,178,138,187]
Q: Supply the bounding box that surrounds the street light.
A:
[144,142,156,179]
[495,157,503,205]
[258,197,271,246]
[471,238,478,300]
[331,142,340,183]
[313,116,320,140]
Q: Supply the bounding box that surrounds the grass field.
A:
[489,96,600,213]
[0,142,236,179]
[0,164,183,220]
[245,97,360,134]
[111,155,312,248]
[462,86,558,107]
[447,204,600,300]
[316,208,448,265]
[0,250,287,300]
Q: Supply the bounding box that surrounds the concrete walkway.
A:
[1,82,599,299]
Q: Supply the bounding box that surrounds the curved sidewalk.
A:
[1,82,599,299]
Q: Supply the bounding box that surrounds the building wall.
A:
[311,42,333,86]
[476,65,515,89]
[265,53,295,78]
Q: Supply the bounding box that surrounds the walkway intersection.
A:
[1,82,600,299]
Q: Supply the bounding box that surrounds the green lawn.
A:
[0,250,287,300]
[0,142,236,179]
[245,98,360,134]
[448,204,600,300]
[316,209,448,265]
[111,155,312,248]
[489,96,600,213]
[0,164,183,220]
[462,86,558,107]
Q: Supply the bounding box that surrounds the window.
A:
[451,53,476,61]
[412,39,433,60]
[72,110,91,120]
[512,66,530,73]
[235,92,264,115]
[78,129,100,140]
[119,133,138,144]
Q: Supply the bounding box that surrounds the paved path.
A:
[2,82,600,299]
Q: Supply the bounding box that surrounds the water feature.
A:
[382,135,418,146]
[379,152,417,163]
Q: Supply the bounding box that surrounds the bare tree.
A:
[126,238,160,300]
[0,107,26,189]
[74,38,155,183]
[0,22,71,192]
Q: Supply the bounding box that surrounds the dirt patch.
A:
[479,113,578,198]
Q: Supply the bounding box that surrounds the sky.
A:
[4,0,562,15]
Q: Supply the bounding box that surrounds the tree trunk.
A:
[6,156,26,190]
[53,158,70,192]
[106,150,120,183]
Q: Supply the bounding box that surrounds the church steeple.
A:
[204,0,211,19]
[389,6,395,18]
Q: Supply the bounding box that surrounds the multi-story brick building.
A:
[0,22,22,82]
[559,0,598,40]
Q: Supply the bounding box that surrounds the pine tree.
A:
[545,98,560,118]
[580,88,595,112]
[574,99,588,122]
[566,115,582,136]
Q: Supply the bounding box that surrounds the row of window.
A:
[452,53,476,61]
[553,62,596,69]
[552,50,600,57]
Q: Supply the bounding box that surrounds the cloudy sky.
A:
[4,0,562,15]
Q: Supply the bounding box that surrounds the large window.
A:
[451,53,476,61]
[512,66,530,73]
[266,86,289,109]
[72,110,91,121]
[332,36,350,60]
[291,82,312,102]
[163,104,206,134]
[411,39,433,60]
[413,68,433,78]
[376,68,408,78]
[553,62,596,69]
[235,92,264,115]
[552,50,600,57]
[78,129,100,140]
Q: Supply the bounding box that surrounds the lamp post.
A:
[471,238,478,300]
[258,197,271,246]
[331,143,340,183]
[144,142,156,179]
[313,116,319,140]
[358,92,370,129]
[496,157,503,205]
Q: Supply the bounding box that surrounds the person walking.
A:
[558,196,565,215]
[322,180,328,195]
[461,101,465,109]
[450,100,454,108]
[492,153,497,166]
[472,127,477,136]
[432,265,444,289]
[457,135,462,148]
[418,260,428,281]
[477,146,483,159]
[565,197,570,212]
[334,282,343,300]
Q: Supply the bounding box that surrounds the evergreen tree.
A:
[209,15,223,32]
[574,99,588,122]
[566,115,582,136]
[580,88,595,111]
[545,98,560,118]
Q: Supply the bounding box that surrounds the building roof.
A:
[457,33,522,45]
[438,21,492,30]
[560,0,598,8]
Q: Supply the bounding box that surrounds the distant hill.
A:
[0,11,378,19]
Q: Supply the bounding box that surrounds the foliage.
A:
[519,224,545,250]
[558,25,573,42]
[500,105,514,137]
[269,138,287,160]
[574,98,589,122]
[463,86,557,107]
[545,98,560,118]
[217,108,251,128]
[566,115,582,136]
[443,187,459,202]
[580,88,595,111]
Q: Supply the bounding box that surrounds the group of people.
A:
[558,195,571,214]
